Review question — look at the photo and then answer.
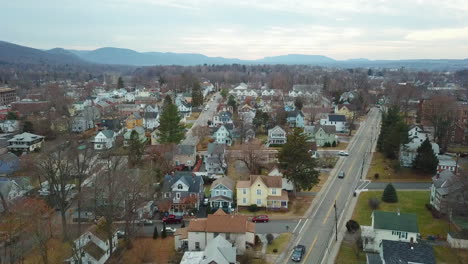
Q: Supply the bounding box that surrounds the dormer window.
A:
[178,184,183,190]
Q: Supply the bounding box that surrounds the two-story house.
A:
[186,209,255,253]
[66,218,119,264]
[379,240,436,264]
[204,143,226,177]
[400,127,439,167]
[161,171,204,215]
[361,210,420,253]
[430,170,455,214]
[236,175,289,210]
[7,132,44,153]
[125,112,143,129]
[268,166,293,191]
[209,177,235,213]
[0,120,20,133]
[174,144,196,169]
[304,125,337,146]
[213,125,232,146]
[143,104,159,130]
[179,235,237,264]
[212,111,233,127]
[176,96,192,118]
[92,130,115,150]
[268,126,287,145]
[320,114,347,133]
[334,104,356,120]
[286,110,305,128]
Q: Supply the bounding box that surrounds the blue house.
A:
[0,153,20,176]
[286,110,305,128]
[209,176,235,212]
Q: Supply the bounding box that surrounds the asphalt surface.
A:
[281,108,381,264]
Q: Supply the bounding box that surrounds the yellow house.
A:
[126,112,143,129]
[335,104,355,120]
[236,175,289,210]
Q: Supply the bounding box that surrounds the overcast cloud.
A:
[2,0,468,60]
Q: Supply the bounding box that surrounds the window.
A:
[178,184,183,190]
[195,242,200,250]
[176,193,180,199]
[214,232,219,237]
[257,189,261,195]
[223,191,227,196]
[272,189,277,195]
[242,198,247,204]
[216,190,220,195]
[257,199,262,205]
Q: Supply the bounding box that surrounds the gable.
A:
[171,179,189,191]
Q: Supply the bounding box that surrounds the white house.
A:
[214,125,232,146]
[186,209,255,254]
[92,130,115,150]
[66,219,119,264]
[212,111,233,127]
[143,105,159,130]
[361,210,420,253]
[176,96,192,118]
[180,235,237,264]
[124,92,136,102]
[268,166,294,191]
[268,126,287,145]
[437,155,457,173]
[400,127,439,167]
[0,120,20,133]
[204,143,227,177]
[430,170,455,214]
[320,114,347,133]
[7,132,44,153]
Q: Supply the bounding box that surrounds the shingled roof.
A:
[373,211,419,233]
[382,240,435,264]
[236,175,282,189]
[188,208,255,233]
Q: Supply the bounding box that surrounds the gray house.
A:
[381,240,435,264]
[209,177,235,212]
[71,106,101,133]
[286,110,305,128]
[204,143,226,177]
[161,171,204,215]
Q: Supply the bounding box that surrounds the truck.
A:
[162,214,183,224]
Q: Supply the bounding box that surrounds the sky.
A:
[2,0,468,60]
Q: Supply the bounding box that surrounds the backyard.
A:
[120,237,176,264]
[366,152,432,182]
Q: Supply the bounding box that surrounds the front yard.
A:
[318,142,349,151]
[366,152,432,182]
[239,195,313,217]
[186,112,201,120]
[266,233,292,254]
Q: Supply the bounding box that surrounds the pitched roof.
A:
[211,177,235,191]
[175,144,196,156]
[161,171,202,193]
[202,235,237,264]
[287,110,304,118]
[316,125,336,134]
[382,240,435,264]
[432,170,455,188]
[328,114,346,122]
[207,142,225,155]
[236,175,282,189]
[99,130,114,139]
[7,132,44,142]
[373,211,419,233]
[174,227,188,239]
[188,211,255,233]
[267,190,289,201]
[83,241,106,261]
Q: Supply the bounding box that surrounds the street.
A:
[279,107,381,264]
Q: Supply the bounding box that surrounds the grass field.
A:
[121,237,175,264]
[433,246,468,264]
[366,152,432,182]
[266,233,292,254]
[335,239,366,264]
[239,195,313,217]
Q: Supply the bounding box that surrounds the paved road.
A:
[181,92,221,145]
[280,108,381,264]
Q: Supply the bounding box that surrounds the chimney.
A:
[436,173,440,179]
[397,208,400,216]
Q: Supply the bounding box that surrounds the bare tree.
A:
[422,96,458,152]
[192,126,211,142]
[235,141,265,174]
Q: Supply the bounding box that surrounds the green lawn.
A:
[335,241,366,264]
[448,145,468,154]
[433,246,468,264]
[204,186,210,198]
[366,152,432,182]
[185,123,194,129]
[352,191,448,238]
[266,233,292,254]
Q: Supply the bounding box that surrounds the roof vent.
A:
[397,208,400,216]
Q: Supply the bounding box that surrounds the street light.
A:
[334,200,338,241]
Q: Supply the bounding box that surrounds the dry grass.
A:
[196,137,213,151]
[239,195,313,217]
[24,238,72,264]
[226,160,250,182]
[266,233,292,254]
[366,152,432,182]
[335,236,366,264]
[186,112,201,120]
[318,142,349,151]
[309,172,329,193]
[121,237,175,264]
[433,246,468,264]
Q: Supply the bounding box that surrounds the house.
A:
[185,209,255,253]
[236,175,289,210]
[123,126,147,147]
[304,125,337,146]
[361,211,420,253]
[320,114,347,133]
[335,104,356,120]
[66,218,119,264]
[180,235,236,264]
[380,240,435,264]
[430,170,455,214]
[209,177,235,212]
[161,171,204,215]
[142,105,159,130]
[204,143,226,177]
[125,112,143,129]
[0,152,20,175]
[268,166,293,191]
[212,111,233,127]
[400,127,439,167]
[214,125,232,146]
[150,129,159,145]
[176,96,192,118]
[72,107,101,133]
[339,91,358,103]
[286,110,305,128]
[0,120,20,133]
[268,126,287,145]
[437,155,457,173]
[0,177,32,212]
[7,132,44,153]
[92,130,115,150]
[448,124,467,145]
[174,144,196,169]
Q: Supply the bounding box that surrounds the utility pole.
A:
[334,200,338,241]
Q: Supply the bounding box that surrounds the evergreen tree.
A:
[382,183,398,203]
[161,222,167,238]
[253,109,265,130]
[191,82,204,107]
[227,95,237,111]
[117,77,124,89]
[413,138,439,173]
[294,97,304,110]
[23,121,34,133]
[221,88,228,99]
[157,97,185,144]
[278,129,320,192]
[332,141,337,147]
[377,106,408,159]
[128,130,146,166]
[153,225,159,239]
[6,111,18,120]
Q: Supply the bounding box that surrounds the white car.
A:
[338,151,349,156]
[203,198,209,206]
[162,227,177,234]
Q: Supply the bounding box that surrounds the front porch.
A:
[266,190,289,210]
[361,225,377,252]
[209,196,233,213]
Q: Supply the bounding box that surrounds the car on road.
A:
[161,227,177,234]
[252,215,269,223]
[291,244,306,262]
[338,171,345,178]
[162,214,183,224]
[338,151,349,156]
[137,219,154,226]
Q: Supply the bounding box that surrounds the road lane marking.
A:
[298,219,309,234]
[303,235,318,262]
[322,186,343,225]
[292,219,302,233]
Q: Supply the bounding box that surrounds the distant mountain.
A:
[257,54,335,64]
[0,41,85,65]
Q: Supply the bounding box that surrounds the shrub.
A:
[374,173,379,179]
[181,221,186,228]
[266,233,274,245]
[273,249,278,253]
[323,142,331,148]
[425,203,433,211]
[153,225,159,239]
[332,141,337,147]
[346,220,360,233]
[382,183,398,203]
[248,204,259,212]
[255,235,261,245]
[161,228,167,238]
[368,197,380,210]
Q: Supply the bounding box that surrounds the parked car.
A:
[137,219,154,226]
[338,171,345,179]
[116,230,125,239]
[162,214,183,224]
[161,227,177,234]
[252,215,269,223]
[338,151,349,156]
[291,245,306,262]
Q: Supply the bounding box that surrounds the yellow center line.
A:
[303,235,319,262]
[322,185,343,224]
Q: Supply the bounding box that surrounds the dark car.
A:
[252,215,269,223]
[162,214,183,224]
[291,245,306,262]
[338,171,345,179]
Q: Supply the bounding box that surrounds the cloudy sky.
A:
[3,0,468,60]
